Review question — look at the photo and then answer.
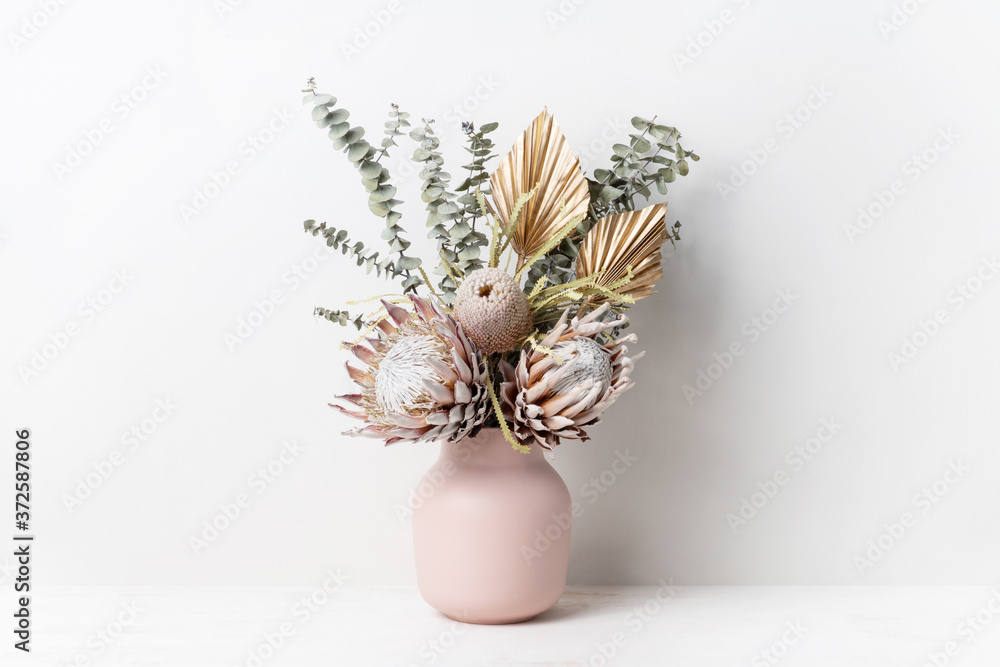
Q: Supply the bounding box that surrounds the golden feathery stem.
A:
[498,184,538,258]
[528,334,563,365]
[439,249,463,291]
[417,266,441,299]
[485,364,530,453]
[342,314,391,349]
[514,209,586,282]
[346,293,406,306]
[528,275,549,300]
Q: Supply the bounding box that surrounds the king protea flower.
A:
[499,303,642,450]
[332,295,490,445]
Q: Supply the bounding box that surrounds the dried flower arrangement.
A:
[300,78,697,452]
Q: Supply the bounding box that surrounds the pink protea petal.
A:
[527,355,559,384]
[366,336,389,353]
[335,393,364,406]
[345,362,369,385]
[499,359,517,382]
[450,346,472,381]
[540,384,590,417]
[386,412,427,429]
[422,379,455,406]
[543,415,575,431]
[453,381,472,404]
[328,403,366,420]
[347,343,376,366]
[560,383,605,418]
[524,376,551,405]
[381,299,410,326]
[425,355,459,385]
[409,295,437,322]
[387,426,429,439]
[347,425,390,438]
[425,411,450,426]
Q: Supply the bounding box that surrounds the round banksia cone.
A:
[452,267,533,354]
[331,295,490,445]
[499,303,642,450]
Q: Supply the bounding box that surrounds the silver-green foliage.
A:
[588,116,698,231]
[314,306,364,330]
[303,82,423,294]
[525,115,696,294]
[450,121,497,278]
[408,120,463,299]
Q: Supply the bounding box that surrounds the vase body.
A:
[412,428,572,624]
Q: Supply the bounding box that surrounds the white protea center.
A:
[374,334,449,414]
[550,337,613,401]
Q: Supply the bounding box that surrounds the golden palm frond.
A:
[575,203,668,302]
[489,110,590,264]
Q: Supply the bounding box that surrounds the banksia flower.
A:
[499,304,641,450]
[332,295,490,445]
[452,267,533,354]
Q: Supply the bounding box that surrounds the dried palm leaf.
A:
[489,110,590,263]
[575,203,668,302]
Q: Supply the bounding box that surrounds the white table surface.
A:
[10,586,1000,666]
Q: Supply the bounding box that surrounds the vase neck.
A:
[438,428,544,467]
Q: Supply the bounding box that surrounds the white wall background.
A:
[3,0,999,587]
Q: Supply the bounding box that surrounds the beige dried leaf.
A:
[575,203,668,302]
[489,110,590,262]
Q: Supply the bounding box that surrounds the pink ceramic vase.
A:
[412,428,572,624]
